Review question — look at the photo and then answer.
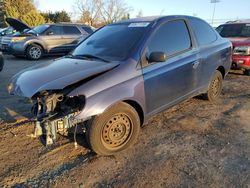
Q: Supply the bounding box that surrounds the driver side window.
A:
[142,19,192,67]
[45,26,63,35]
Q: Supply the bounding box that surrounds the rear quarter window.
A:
[189,18,217,46]
[63,26,81,35]
[81,26,94,34]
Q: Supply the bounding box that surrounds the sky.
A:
[36,0,250,26]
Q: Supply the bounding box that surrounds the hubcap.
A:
[102,113,132,149]
[29,47,41,59]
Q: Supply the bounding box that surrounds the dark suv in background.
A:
[1,22,94,60]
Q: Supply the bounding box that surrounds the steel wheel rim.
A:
[29,47,41,59]
[211,76,221,97]
[101,113,133,149]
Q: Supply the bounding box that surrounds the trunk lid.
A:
[228,37,250,47]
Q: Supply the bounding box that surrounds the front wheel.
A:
[86,102,140,155]
[26,44,43,60]
[204,70,223,103]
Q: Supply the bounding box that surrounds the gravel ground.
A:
[0,55,249,188]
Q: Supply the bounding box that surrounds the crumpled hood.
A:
[229,37,250,47]
[8,58,119,98]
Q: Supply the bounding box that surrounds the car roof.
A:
[45,23,91,27]
[116,15,199,24]
[221,19,250,25]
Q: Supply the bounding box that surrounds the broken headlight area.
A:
[31,91,87,145]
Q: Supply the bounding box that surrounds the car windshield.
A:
[13,29,30,36]
[216,23,250,38]
[28,24,49,34]
[71,22,151,62]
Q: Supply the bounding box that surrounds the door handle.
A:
[192,61,200,69]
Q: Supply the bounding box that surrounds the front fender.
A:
[70,75,146,122]
[24,39,46,51]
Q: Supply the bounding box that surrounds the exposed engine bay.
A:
[31,91,86,145]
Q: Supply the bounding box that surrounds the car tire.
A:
[86,102,140,155]
[204,70,223,103]
[26,44,43,60]
[243,69,250,76]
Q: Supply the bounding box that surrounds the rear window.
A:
[216,24,250,38]
[63,26,81,35]
[82,26,94,34]
[189,18,217,46]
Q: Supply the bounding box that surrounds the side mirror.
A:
[148,52,167,63]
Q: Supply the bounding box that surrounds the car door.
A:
[142,19,201,115]
[40,25,64,53]
[61,25,82,52]
[189,18,222,88]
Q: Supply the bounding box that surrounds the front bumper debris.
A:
[31,91,86,145]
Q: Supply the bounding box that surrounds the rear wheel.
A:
[86,102,140,155]
[26,44,43,60]
[204,70,223,103]
[244,69,250,76]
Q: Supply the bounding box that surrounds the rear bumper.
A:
[232,55,250,70]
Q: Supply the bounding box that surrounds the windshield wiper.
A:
[65,54,110,62]
[79,54,110,62]
[27,30,38,36]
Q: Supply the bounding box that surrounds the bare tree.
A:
[75,0,132,25]
[136,10,143,18]
[99,0,132,24]
[75,0,101,26]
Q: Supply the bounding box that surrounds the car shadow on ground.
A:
[0,100,32,123]
[3,53,62,61]
[228,70,245,76]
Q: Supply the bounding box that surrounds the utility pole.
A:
[160,9,165,15]
[211,0,220,26]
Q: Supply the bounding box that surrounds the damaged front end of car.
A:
[8,57,120,146]
[31,90,87,145]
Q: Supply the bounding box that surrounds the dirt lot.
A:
[0,55,249,188]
